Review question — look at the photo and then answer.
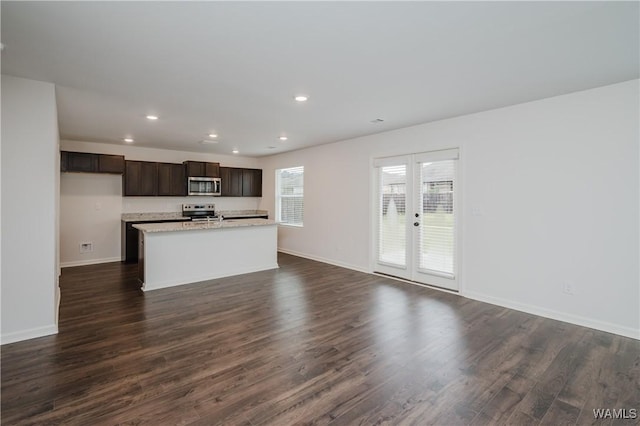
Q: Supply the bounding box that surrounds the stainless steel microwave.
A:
[188,177,221,196]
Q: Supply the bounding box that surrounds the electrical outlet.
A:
[562,282,574,295]
[80,242,93,254]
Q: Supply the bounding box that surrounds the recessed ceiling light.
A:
[279,136,288,141]
[123,138,134,143]
[146,115,159,120]
[294,95,308,102]
[208,133,218,138]
[232,149,239,154]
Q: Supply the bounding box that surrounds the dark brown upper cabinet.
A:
[242,168,262,197]
[220,167,231,196]
[157,162,186,196]
[65,152,97,173]
[220,167,262,197]
[60,151,124,174]
[206,162,220,178]
[184,161,220,178]
[97,154,125,174]
[60,151,68,172]
[124,161,158,196]
[62,150,256,198]
[220,167,244,196]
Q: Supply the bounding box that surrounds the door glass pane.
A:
[379,165,406,266]
[419,160,455,275]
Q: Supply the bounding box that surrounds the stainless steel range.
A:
[182,203,217,221]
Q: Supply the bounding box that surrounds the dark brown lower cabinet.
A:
[123,219,190,263]
[124,222,139,263]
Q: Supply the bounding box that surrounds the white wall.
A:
[60,173,123,266]
[59,140,262,266]
[258,79,640,339]
[1,75,60,344]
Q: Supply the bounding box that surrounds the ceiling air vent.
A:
[370,118,384,124]
[199,139,219,145]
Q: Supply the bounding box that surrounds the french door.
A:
[374,149,459,291]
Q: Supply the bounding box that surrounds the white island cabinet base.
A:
[136,221,278,291]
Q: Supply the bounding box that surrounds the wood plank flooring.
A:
[2,253,638,425]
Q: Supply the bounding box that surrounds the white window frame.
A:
[275,166,304,227]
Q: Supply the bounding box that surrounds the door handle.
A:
[414,222,419,227]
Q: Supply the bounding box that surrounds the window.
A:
[276,166,304,226]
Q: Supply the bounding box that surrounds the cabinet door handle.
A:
[414,222,419,227]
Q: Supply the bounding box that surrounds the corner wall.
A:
[1,75,59,344]
[258,80,640,338]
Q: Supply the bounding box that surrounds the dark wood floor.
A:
[1,253,638,425]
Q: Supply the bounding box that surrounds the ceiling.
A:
[2,2,638,157]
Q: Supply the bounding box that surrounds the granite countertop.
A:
[122,210,269,222]
[121,212,188,222]
[219,210,269,218]
[133,218,276,233]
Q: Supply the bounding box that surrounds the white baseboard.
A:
[55,281,61,325]
[276,251,638,340]
[463,290,639,340]
[1,324,58,345]
[60,256,121,268]
[277,248,370,274]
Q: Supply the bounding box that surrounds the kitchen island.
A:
[133,218,278,291]
[121,209,269,263]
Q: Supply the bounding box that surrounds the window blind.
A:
[418,159,455,276]
[276,166,304,226]
[378,165,407,267]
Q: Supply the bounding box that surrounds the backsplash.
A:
[122,196,261,213]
